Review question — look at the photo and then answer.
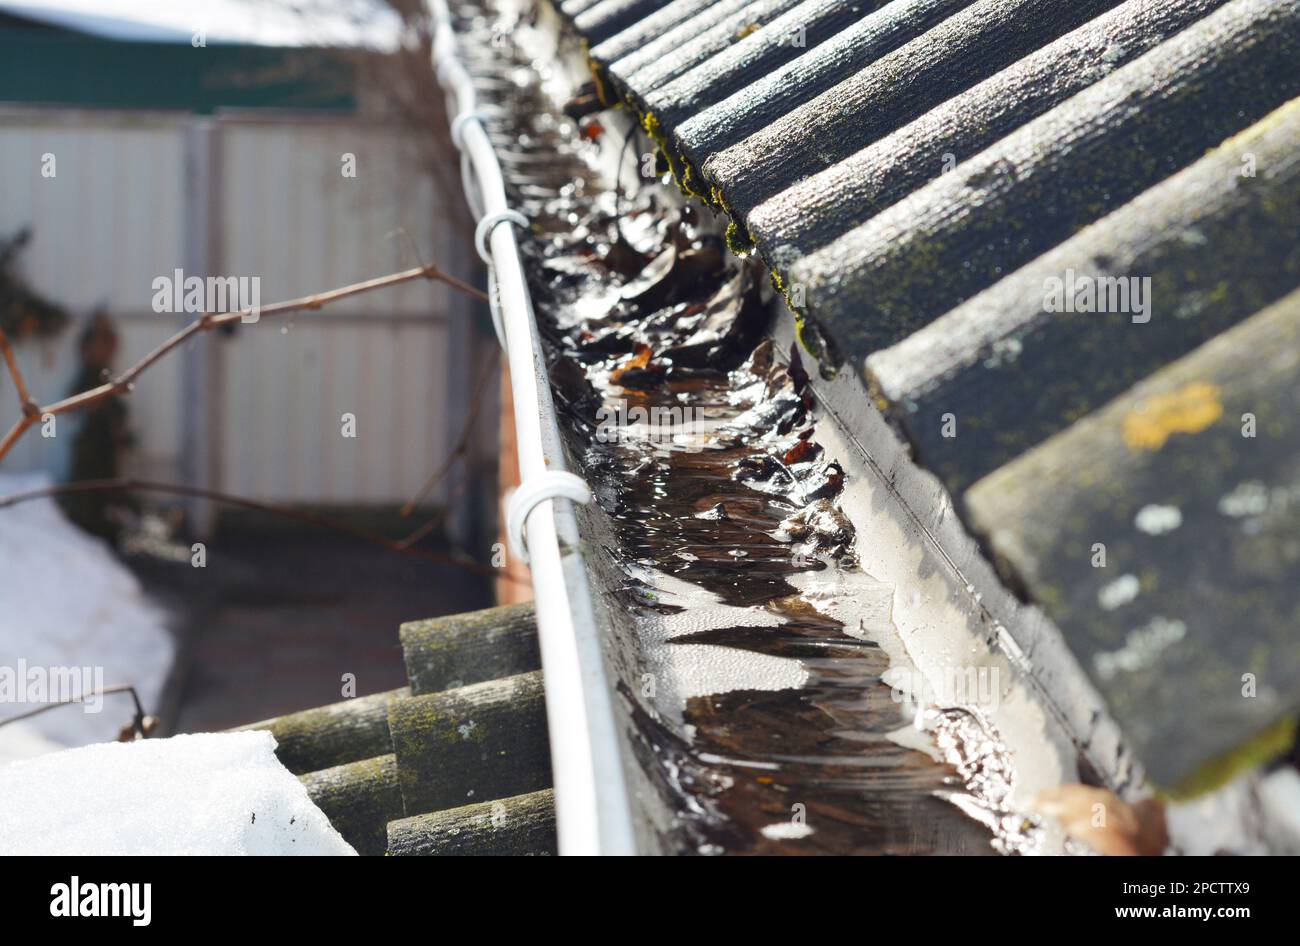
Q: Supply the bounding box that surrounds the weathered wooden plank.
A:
[866,95,1300,496]
[387,671,552,814]
[701,0,1125,221]
[747,0,1232,271]
[646,0,903,136]
[609,0,802,96]
[236,687,408,775]
[399,602,540,696]
[574,0,676,45]
[787,0,1300,360]
[387,788,557,856]
[300,753,404,856]
[965,288,1300,793]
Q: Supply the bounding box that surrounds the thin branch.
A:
[0,683,146,732]
[395,468,474,550]
[0,327,40,460]
[0,327,35,410]
[0,263,488,463]
[0,477,522,584]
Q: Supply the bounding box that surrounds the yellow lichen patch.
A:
[736,23,759,40]
[1163,714,1297,801]
[586,50,612,108]
[1122,382,1224,452]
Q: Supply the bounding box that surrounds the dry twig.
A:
[0,477,520,582]
[0,683,151,738]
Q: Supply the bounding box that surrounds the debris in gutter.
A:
[464,0,1023,854]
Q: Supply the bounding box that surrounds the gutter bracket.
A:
[505,471,593,564]
[475,209,529,266]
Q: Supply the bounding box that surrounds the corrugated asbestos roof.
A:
[567,0,1300,791]
[236,604,557,855]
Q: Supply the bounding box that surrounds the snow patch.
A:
[760,821,813,840]
[0,0,401,49]
[0,731,355,855]
[0,473,174,762]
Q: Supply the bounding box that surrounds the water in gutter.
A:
[452,0,1065,854]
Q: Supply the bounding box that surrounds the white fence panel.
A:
[0,108,463,506]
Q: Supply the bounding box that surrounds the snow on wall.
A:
[0,0,401,49]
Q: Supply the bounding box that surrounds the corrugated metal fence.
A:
[0,106,476,507]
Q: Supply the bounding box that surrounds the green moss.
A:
[585,47,612,108]
[794,316,841,380]
[679,157,707,201]
[642,110,696,197]
[725,219,754,256]
[1162,714,1296,800]
[609,82,851,381]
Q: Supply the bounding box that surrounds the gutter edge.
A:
[429,0,638,856]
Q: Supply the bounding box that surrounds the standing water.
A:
[454,0,1026,854]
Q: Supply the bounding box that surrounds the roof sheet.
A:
[562,0,1300,790]
[239,603,556,855]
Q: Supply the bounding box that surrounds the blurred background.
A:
[0,0,504,759]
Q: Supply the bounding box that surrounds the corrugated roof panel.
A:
[670,0,966,163]
[867,96,1300,498]
[700,0,1126,220]
[244,605,556,855]
[966,286,1300,790]
[747,0,1232,270]
[560,0,605,18]
[573,0,675,45]
[553,0,1300,792]
[637,0,900,133]
[787,0,1300,360]
[590,0,754,70]
[608,0,802,93]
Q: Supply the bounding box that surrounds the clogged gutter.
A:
[454,0,1048,854]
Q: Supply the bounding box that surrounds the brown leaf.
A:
[782,438,819,466]
[609,343,665,389]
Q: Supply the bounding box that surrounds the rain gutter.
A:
[428,0,638,856]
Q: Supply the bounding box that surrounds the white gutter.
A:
[428,0,638,856]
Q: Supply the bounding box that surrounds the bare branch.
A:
[0,683,148,735]
[0,327,35,410]
[0,263,487,463]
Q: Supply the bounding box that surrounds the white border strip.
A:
[429,0,637,855]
